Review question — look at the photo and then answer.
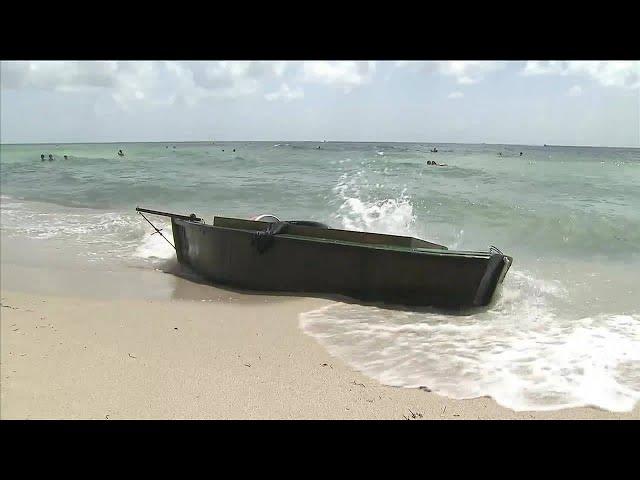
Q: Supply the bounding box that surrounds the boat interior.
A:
[212,216,448,251]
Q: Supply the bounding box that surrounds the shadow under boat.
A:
[137,207,513,311]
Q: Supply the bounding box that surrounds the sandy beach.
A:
[2,283,638,419]
[1,229,639,420]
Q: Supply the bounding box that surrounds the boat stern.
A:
[472,248,513,307]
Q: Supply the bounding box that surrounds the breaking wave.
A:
[298,173,640,413]
[332,171,417,235]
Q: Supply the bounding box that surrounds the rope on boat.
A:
[137,211,176,250]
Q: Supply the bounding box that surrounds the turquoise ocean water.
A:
[1,141,639,412]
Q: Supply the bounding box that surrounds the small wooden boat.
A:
[136,207,513,308]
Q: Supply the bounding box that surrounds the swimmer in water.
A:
[520,152,523,156]
[118,149,125,157]
[41,154,45,161]
[48,154,54,161]
[233,149,236,152]
[64,155,68,160]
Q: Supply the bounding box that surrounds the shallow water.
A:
[1,141,639,411]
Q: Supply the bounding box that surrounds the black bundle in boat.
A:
[287,221,330,228]
[251,222,289,254]
[251,220,330,254]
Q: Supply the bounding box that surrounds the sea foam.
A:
[300,270,640,412]
[298,175,640,413]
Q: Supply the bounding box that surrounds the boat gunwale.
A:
[213,214,448,250]
[174,218,497,259]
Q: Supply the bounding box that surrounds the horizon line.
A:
[1,140,638,149]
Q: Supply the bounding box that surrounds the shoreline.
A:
[1,224,638,419]
[2,287,638,420]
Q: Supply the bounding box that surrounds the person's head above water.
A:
[40,154,45,159]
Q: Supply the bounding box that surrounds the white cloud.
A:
[396,61,504,84]
[436,61,503,84]
[0,61,122,91]
[521,61,566,76]
[0,61,293,110]
[522,61,640,89]
[264,83,304,102]
[188,61,287,92]
[448,91,464,99]
[302,61,376,91]
[568,85,583,97]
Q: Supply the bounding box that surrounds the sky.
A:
[1,61,638,147]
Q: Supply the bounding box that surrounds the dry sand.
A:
[2,288,638,420]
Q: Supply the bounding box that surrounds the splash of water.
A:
[332,171,417,235]
[133,226,176,260]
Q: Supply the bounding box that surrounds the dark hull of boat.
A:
[170,218,512,308]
